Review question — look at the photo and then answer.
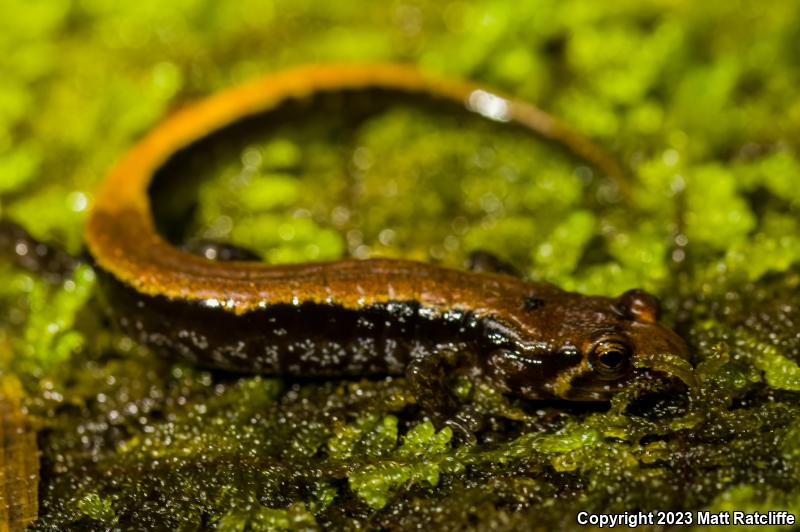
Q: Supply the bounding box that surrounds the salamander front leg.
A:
[405,346,485,443]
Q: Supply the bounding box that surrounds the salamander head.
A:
[483,288,694,401]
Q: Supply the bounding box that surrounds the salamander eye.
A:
[590,337,632,375]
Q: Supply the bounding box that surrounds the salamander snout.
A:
[556,290,694,400]
[484,287,694,402]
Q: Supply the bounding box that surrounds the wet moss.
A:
[3,0,800,530]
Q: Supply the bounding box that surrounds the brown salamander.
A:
[81,63,692,409]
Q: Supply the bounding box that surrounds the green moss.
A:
[0,143,42,194]
[0,264,95,377]
[685,164,756,251]
[532,210,596,282]
[217,503,317,532]
[742,330,800,392]
[327,414,399,461]
[340,420,456,509]
[76,493,117,525]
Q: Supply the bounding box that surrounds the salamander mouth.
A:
[560,374,629,401]
[558,351,696,401]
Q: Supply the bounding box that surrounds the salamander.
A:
[81,63,692,410]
